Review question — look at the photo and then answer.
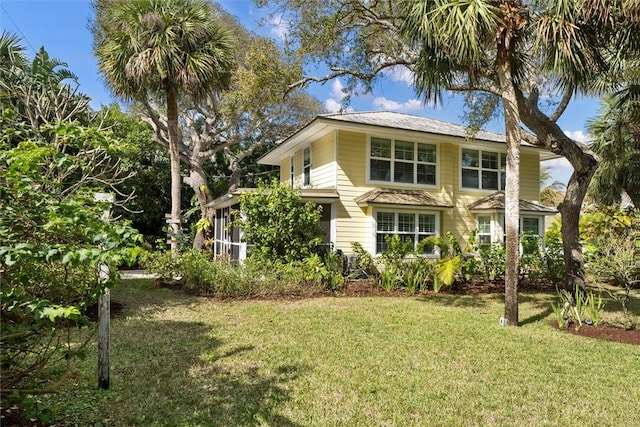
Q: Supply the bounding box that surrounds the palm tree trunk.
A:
[166,87,182,254]
[497,44,521,326]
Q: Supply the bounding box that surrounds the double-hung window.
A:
[369,137,437,185]
[375,211,438,255]
[461,149,506,190]
[476,216,492,246]
[289,155,295,186]
[303,147,311,187]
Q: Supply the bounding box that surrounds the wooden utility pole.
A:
[98,285,110,389]
[95,193,113,390]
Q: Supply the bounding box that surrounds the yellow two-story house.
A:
[209,111,557,260]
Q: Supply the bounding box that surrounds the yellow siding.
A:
[310,132,335,189]
[334,130,371,252]
[279,156,291,185]
[520,151,540,201]
[277,127,543,256]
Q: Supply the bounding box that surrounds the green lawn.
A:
[44,280,639,426]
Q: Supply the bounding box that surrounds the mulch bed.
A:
[550,321,640,346]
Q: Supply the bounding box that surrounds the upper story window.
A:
[303,147,311,187]
[461,149,506,190]
[369,137,437,185]
[289,155,295,186]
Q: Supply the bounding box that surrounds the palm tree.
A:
[92,0,235,252]
[400,0,610,325]
[540,166,566,207]
[588,95,640,208]
[1,32,90,129]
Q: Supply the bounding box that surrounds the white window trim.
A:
[303,146,311,188]
[366,136,439,188]
[493,214,546,250]
[289,154,295,187]
[459,147,507,192]
[372,208,440,258]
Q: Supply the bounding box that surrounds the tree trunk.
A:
[227,153,242,192]
[497,47,521,326]
[166,88,182,255]
[184,164,216,250]
[516,90,598,290]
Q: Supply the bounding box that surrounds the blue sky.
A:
[1,0,602,184]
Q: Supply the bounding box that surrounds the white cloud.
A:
[269,14,288,40]
[330,79,347,101]
[372,97,422,112]
[563,129,591,144]
[323,79,355,113]
[543,157,573,185]
[384,65,414,85]
[324,98,343,113]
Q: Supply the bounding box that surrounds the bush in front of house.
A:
[142,250,344,297]
[233,180,326,263]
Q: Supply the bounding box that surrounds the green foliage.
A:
[582,207,639,326]
[0,113,142,393]
[478,244,506,283]
[404,258,433,294]
[551,286,606,329]
[348,241,378,279]
[234,180,324,262]
[143,249,344,297]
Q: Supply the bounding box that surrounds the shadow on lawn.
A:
[100,317,305,426]
[76,280,306,426]
[416,292,504,308]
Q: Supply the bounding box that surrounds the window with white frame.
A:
[498,215,543,246]
[289,155,294,186]
[303,147,311,187]
[375,210,438,255]
[369,137,437,185]
[476,216,492,246]
[461,149,506,190]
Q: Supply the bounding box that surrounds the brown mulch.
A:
[550,321,640,346]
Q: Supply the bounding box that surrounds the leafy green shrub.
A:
[478,243,506,282]
[234,180,324,263]
[519,233,547,281]
[1,114,142,393]
[348,241,378,279]
[143,250,342,297]
[404,258,433,294]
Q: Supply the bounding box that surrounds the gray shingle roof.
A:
[355,188,453,208]
[467,191,557,214]
[323,111,507,144]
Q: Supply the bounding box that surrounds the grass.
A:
[40,279,639,426]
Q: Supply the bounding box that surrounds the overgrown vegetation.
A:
[0,114,142,395]
[582,207,640,329]
[143,249,344,297]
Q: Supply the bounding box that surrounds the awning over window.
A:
[206,187,340,210]
[467,191,557,214]
[354,188,453,209]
